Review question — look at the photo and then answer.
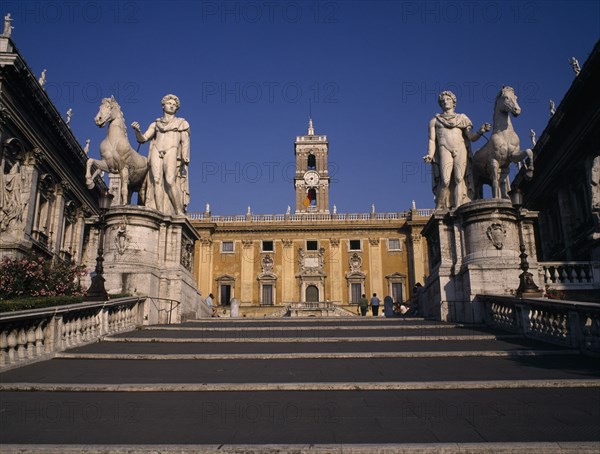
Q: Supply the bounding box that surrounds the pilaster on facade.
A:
[368,237,383,298]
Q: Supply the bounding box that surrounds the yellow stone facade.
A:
[190,121,431,306]
[191,212,430,306]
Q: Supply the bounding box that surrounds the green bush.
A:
[0,295,85,313]
[0,254,87,299]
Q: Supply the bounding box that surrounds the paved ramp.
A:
[1,317,599,452]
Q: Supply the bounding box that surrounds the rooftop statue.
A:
[471,86,534,200]
[132,94,190,215]
[38,69,46,88]
[423,91,490,210]
[86,96,148,205]
[569,57,581,75]
[3,13,13,38]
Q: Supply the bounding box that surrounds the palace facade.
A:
[190,121,431,306]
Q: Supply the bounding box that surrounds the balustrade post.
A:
[26,324,36,358]
[568,310,582,349]
[35,320,45,356]
[0,329,8,366]
[7,328,17,363]
[515,304,530,337]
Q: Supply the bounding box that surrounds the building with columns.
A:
[0,34,104,264]
[190,120,431,307]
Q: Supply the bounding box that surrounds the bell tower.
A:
[294,118,330,213]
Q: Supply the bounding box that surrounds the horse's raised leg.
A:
[86,158,109,189]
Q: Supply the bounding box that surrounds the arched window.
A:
[307,154,316,170]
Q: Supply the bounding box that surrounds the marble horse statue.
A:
[85,96,148,204]
[472,86,534,200]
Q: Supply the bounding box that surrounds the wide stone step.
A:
[1,355,598,385]
[64,337,568,355]
[1,389,599,445]
[108,326,509,341]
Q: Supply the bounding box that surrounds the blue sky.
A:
[5,0,599,215]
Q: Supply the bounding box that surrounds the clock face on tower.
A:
[303,170,319,186]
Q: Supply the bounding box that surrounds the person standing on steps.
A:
[370,293,380,316]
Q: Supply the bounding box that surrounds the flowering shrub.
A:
[0,255,87,299]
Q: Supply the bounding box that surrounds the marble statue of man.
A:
[38,69,47,88]
[569,57,581,75]
[423,91,490,210]
[132,94,190,215]
[3,13,12,38]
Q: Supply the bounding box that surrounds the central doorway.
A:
[305,285,319,302]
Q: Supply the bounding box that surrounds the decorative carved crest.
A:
[261,254,274,273]
[486,223,506,250]
[349,253,362,272]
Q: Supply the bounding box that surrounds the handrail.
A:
[478,294,600,356]
[0,297,147,370]
[0,296,143,322]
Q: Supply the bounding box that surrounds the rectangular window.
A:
[388,238,402,251]
[349,239,361,251]
[306,240,318,251]
[262,240,274,252]
[221,241,234,253]
[262,285,273,306]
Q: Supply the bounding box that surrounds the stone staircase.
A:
[0,317,599,452]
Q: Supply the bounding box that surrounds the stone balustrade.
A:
[539,261,600,289]
[478,294,600,355]
[0,297,146,370]
[188,210,435,223]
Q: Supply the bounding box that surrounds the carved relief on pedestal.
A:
[486,223,507,250]
[114,216,130,256]
[180,236,194,272]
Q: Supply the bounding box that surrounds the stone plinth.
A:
[83,206,202,324]
[421,199,539,323]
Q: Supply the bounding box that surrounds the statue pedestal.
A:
[421,199,539,323]
[83,206,202,324]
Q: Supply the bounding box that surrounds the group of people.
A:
[357,285,422,318]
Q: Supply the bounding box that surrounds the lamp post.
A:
[86,191,113,301]
[509,188,543,298]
